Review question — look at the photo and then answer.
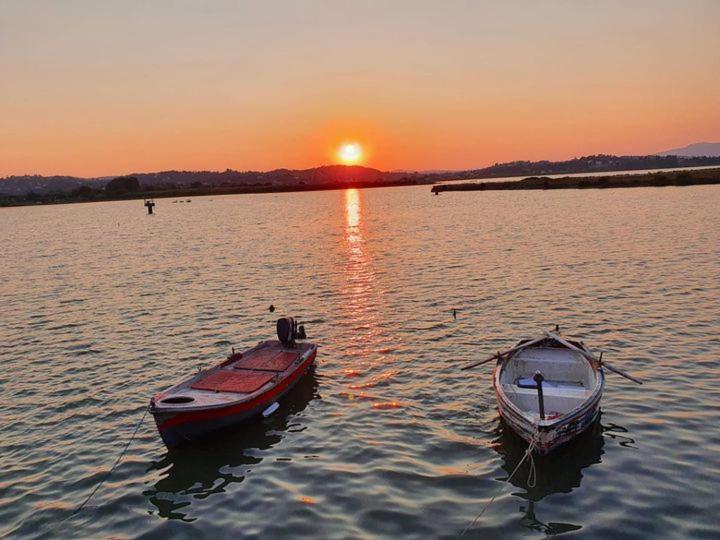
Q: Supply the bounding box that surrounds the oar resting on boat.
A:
[544,331,643,385]
[461,335,547,370]
[462,329,642,385]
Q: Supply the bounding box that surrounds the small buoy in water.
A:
[269,304,275,313]
[452,309,457,320]
[262,402,279,417]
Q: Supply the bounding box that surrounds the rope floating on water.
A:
[526,449,537,489]
[457,427,539,539]
[72,408,149,516]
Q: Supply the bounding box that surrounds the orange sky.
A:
[1,1,719,177]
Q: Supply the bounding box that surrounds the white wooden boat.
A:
[492,332,604,455]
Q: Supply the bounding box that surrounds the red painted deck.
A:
[191,370,274,393]
[234,348,299,372]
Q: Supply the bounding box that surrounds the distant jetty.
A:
[430,167,720,194]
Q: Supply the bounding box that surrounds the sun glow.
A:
[338,142,363,164]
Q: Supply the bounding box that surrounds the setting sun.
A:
[338,143,363,165]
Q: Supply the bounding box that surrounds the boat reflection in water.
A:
[492,414,631,535]
[144,369,319,521]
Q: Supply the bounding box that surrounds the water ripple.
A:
[1,185,719,538]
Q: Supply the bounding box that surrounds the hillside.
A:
[0,165,409,197]
[657,142,720,157]
[3,154,720,206]
[431,167,720,193]
[418,154,720,182]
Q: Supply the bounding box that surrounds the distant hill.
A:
[0,165,409,197]
[4,154,720,198]
[419,154,720,182]
[0,175,107,196]
[657,142,720,157]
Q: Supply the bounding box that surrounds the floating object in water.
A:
[463,329,641,455]
[452,309,457,320]
[144,199,155,214]
[149,317,317,447]
[269,304,275,313]
[262,402,279,417]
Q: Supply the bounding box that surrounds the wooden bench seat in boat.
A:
[505,381,589,398]
[233,347,303,372]
[510,348,592,383]
[191,370,274,393]
[501,381,592,416]
[516,377,584,390]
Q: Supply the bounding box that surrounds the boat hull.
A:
[493,362,604,455]
[152,348,316,448]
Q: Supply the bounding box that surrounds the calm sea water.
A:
[1,184,719,538]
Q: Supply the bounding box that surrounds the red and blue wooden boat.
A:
[149,318,317,448]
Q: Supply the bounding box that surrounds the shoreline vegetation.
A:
[2,155,720,208]
[0,177,434,208]
[430,167,720,194]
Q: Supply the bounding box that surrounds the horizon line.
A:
[3,150,711,181]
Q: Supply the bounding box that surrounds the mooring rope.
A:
[72,407,149,516]
[457,424,540,539]
[526,447,537,489]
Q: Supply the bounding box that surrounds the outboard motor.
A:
[276,317,307,348]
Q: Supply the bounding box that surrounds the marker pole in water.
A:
[533,371,545,420]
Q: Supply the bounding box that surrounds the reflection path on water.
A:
[337,188,402,410]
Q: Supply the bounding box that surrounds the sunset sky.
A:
[2,0,719,177]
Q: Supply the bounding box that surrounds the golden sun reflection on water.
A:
[338,189,400,408]
[342,188,372,317]
[344,188,362,256]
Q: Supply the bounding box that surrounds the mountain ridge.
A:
[4,154,720,197]
[656,142,720,157]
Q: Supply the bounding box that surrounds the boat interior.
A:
[155,341,314,409]
[499,346,598,419]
